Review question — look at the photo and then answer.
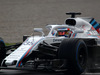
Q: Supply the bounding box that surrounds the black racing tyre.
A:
[0,39,6,66]
[58,38,88,75]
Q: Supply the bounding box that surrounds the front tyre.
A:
[0,39,6,66]
[58,39,88,75]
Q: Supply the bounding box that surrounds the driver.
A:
[57,28,72,37]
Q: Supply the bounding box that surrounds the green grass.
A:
[5,42,22,46]
[5,43,16,46]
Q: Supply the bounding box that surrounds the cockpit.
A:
[57,28,72,37]
[51,27,72,37]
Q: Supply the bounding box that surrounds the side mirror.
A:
[34,28,45,36]
[34,28,43,32]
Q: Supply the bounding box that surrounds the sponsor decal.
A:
[82,25,86,30]
[23,41,34,45]
[53,39,62,42]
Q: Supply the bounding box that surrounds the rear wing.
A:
[90,18,100,34]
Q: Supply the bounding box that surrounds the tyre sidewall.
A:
[73,40,88,73]
[0,40,6,66]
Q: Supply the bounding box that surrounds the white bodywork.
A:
[3,36,45,67]
[2,17,100,67]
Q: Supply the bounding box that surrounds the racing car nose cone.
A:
[5,60,17,66]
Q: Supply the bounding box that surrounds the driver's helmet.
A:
[57,28,71,37]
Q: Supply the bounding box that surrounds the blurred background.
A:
[0,0,100,43]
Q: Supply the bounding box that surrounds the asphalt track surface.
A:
[0,70,100,75]
[0,0,100,43]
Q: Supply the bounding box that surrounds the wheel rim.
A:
[78,47,87,68]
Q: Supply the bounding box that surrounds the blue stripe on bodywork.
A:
[90,20,95,25]
[94,23,99,28]
[90,19,100,30]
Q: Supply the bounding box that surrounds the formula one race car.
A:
[0,12,100,75]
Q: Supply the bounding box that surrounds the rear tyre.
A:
[0,39,6,66]
[58,39,88,75]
